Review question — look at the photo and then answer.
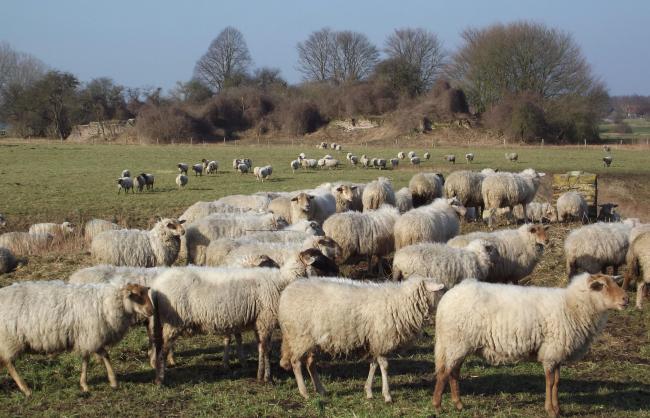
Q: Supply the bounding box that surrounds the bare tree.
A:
[194,27,252,92]
[384,28,445,91]
[296,28,336,82]
[0,42,47,106]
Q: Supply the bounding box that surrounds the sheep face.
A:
[312,236,342,262]
[61,222,75,233]
[122,283,154,318]
[527,224,550,248]
[447,197,467,218]
[291,193,315,216]
[335,185,357,206]
[298,248,339,276]
[164,219,186,237]
[544,205,559,222]
[585,274,629,311]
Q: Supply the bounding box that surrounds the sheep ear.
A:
[612,204,618,208]
[178,219,186,225]
[336,186,343,192]
[543,225,550,230]
[611,275,624,285]
[589,280,604,291]
[351,186,357,190]
[307,195,315,200]
[290,197,298,202]
[425,282,445,292]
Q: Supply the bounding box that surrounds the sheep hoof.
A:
[110,383,118,389]
[383,396,392,403]
[454,401,464,411]
[23,389,33,397]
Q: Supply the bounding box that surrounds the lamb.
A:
[556,191,588,223]
[0,247,21,274]
[177,163,189,175]
[448,223,549,284]
[331,182,365,212]
[432,273,628,417]
[410,156,420,165]
[564,219,640,277]
[482,168,545,227]
[444,170,490,216]
[255,165,273,182]
[623,231,650,309]
[290,159,300,173]
[29,221,75,236]
[184,212,287,265]
[0,280,153,395]
[394,198,465,250]
[117,177,133,194]
[278,276,445,402]
[603,155,613,167]
[423,152,431,160]
[397,151,405,159]
[175,174,188,189]
[153,248,339,385]
[121,169,130,178]
[505,152,518,162]
[192,163,204,176]
[392,239,498,286]
[91,218,186,267]
[362,177,396,211]
[0,232,53,255]
[323,205,400,274]
[444,154,456,164]
[465,153,474,163]
[394,187,413,213]
[409,172,444,207]
[512,201,557,223]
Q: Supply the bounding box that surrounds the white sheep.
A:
[91,218,185,267]
[556,191,588,223]
[603,155,613,167]
[121,169,131,178]
[564,219,640,277]
[29,221,75,237]
[423,151,431,160]
[216,194,272,212]
[372,159,387,170]
[409,172,444,207]
[278,276,445,402]
[324,159,340,169]
[255,165,273,182]
[623,231,650,309]
[465,153,474,163]
[177,163,189,175]
[331,182,365,212]
[444,154,456,164]
[178,200,257,224]
[482,168,545,227]
[512,201,558,223]
[448,223,549,284]
[349,155,359,166]
[443,170,491,216]
[392,239,497,285]
[394,187,413,214]
[362,177,396,211]
[301,158,318,169]
[175,174,188,189]
[117,177,133,194]
[84,219,121,245]
[360,155,371,168]
[398,151,405,160]
[394,198,465,250]
[408,151,416,159]
[0,280,153,395]
[290,159,300,173]
[0,232,53,255]
[432,273,628,417]
[505,152,518,162]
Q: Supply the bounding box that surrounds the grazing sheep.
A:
[175,174,188,189]
[292,189,336,224]
[349,155,359,166]
[335,144,342,151]
[597,203,620,222]
[331,182,365,212]
[408,151,416,159]
[29,221,75,236]
[392,239,498,285]
[255,165,273,182]
[394,187,413,213]
[448,223,549,284]
[512,201,558,223]
[603,155,613,167]
[117,177,134,194]
[390,158,399,169]
[324,205,400,274]
[623,231,650,309]
[0,247,21,274]
[409,172,445,207]
[290,159,300,173]
[192,163,204,176]
[360,155,371,168]
[410,156,420,165]
[394,198,465,250]
[564,219,640,277]
[443,170,490,216]
[423,152,431,160]
[206,160,218,175]
[372,159,387,170]
[177,163,189,175]
[397,151,405,160]
[505,152,518,162]
[121,169,131,178]
[324,158,340,169]
[319,142,328,149]
[482,168,545,227]
[465,153,474,163]
[237,163,249,174]
[444,154,456,164]
[317,158,326,168]
[84,219,120,245]
[432,273,628,417]
[92,218,186,267]
[0,232,53,255]
[556,191,588,223]
[0,280,153,395]
[301,158,318,169]
[153,249,338,385]
[362,177,396,211]
[279,276,445,402]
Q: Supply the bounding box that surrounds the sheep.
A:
[423,151,431,160]
[346,152,353,161]
[237,163,249,174]
[317,158,326,168]
[331,182,365,212]
[374,159,387,170]
[390,158,399,169]
[175,174,188,189]
[360,155,371,168]
[121,169,131,178]
[0,247,21,274]
[556,191,588,223]
[255,165,273,182]
[323,205,400,274]
[184,212,287,265]
[91,218,186,267]
[0,213,6,229]
[409,172,445,207]
[206,160,218,175]
[408,151,416,159]
[0,232,53,255]
[29,221,75,236]
[465,153,474,163]
[216,194,272,212]
[335,144,342,151]
[623,231,650,309]
[603,155,613,167]
[117,177,133,194]
[394,187,413,214]
[301,158,318,169]
[443,170,489,216]
[482,168,545,227]
[0,280,153,395]
[603,145,611,152]
[192,163,204,176]
[444,154,456,164]
[177,163,189,175]
[298,152,306,159]
[324,158,340,169]
[394,198,465,250]
[505,152,518,162]
[512,201,558,223]
[288,189,337,225]
[153,248,339,385]
[362,177,396,211]
[392,239,498,285]
[318,141,328,149]
[178,201,257,224]
[397,151,405,160]
[410,156,420,165]
[564,219,640,277]
[349,155,359,166]
[278,276,445,402]
[597,203,621,222]
[448,223,549,284]
[290,159,300,173]
[432,273,628,417]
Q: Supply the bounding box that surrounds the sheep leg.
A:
[4,359,31,396]
[306,352,326,396]
[449,363,463,411]
[637,281,647,310]
[291,358,309,399]
[235,333,246,366]
[377,356,392,403]
[432,365,449,411]
[256,331,272,382]
[95,348,118,388]
[155,333,174,385]
[364,360,378,399]
[551,366,561,416]
[223,335,232,370]
[80,354,90,392]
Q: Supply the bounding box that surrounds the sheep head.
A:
[586,273,629,311]
[122,283,154,318]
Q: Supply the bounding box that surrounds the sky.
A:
[1,0,648,95]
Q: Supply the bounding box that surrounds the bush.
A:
[135,104,197,143]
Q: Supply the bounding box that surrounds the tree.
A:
[373,57,423,97]
[0,42,47,115]
[78,78,130,127]
[170,79,213,104]
[384,28,445,91]
[296,28,336,82]
[250,67,287,90]
[194,27,252,92]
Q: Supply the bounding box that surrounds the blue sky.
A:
[1,0,648,95]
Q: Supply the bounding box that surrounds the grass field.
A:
[600,118,650,144]
[0,140,649,417]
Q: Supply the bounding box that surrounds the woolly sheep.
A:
[141,173,155,190]
[394,187,413,214]
[176,174,188,189]
[564,219,640,277]
[448,223,549,283]
[392,239,498,286]
[290,159,300,173]
[505,152,518,162]
[317,158,326,168]
[279,276,445,402]
[409,172,444,207]
[121,169,131,178]
[512,201,558,223]
[331,182,365,212]
[603,145,611,152]
[301,158,318,169]
[92,218,185,267]
[432,273,628,417]
[336,144,342,151]
[216,194,272,212]
[390,158,398,168]
[237,163,249,174]
[0,232,53,255]
[360,155,371,168]
[410,156,420,165]
[0,247,21,274]
[255,165,273,182]
[362,177,396,211]
[349,155,359,166]
[597,203,620,222]
[153,249,339,385]
[373,159,387,170]
[481,168,545,227]
[443,170,489,215]
[394,198,465,250]
[318,142,328,149]
[179,201,256,224]
[206,160,218,175]
[192,163,204,176]
[397,151,405,159]
[603,156,613,167]
[408,151,416,159]
[0,280,153,395]
[465,153,474,163]
[423,152,431,160]
[117,177,133,194]
[324,158,339,169]
[29,221,75,236]
[623,231,650,309]
[177,163,188,175]
[444,154,456,164]
[556,191,588,223]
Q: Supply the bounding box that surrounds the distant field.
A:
[0,140,649,417]
[600,118,650,143]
